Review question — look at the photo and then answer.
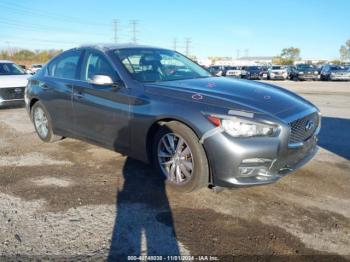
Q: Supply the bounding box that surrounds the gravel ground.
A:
[0,81,349,261]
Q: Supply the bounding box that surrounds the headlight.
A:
[298,71,304,75]
[314,71,318,74]
[207,115,278,137]
[331,72,335,75]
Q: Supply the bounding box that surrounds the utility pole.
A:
[130,20,138,44]
[244,49,249,58]
[113,19,119,44]
[185,38,191,56]
[173,38,177,51]
[236,49,240,59]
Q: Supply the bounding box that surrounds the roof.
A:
[79,43,168,52]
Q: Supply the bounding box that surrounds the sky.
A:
[0,0,349,59]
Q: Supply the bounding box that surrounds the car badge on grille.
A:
[305,120,315,131]
[14,88,22,94]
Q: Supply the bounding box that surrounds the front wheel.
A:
[152,121,209,192]
[31,101,62,143]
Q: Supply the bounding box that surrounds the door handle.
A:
[39,82,49,90]
[73,92,84,99]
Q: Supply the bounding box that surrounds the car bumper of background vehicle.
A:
[0,87,25,105]
[204,131,318,188]
[298,75,320,80]
[330,75,350,81]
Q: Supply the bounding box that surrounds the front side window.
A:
[83,52,116,81]
[0,63,25,75]
[47,50,81,79]
[113,48,211,82]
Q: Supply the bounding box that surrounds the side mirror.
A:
[90,75,114,85]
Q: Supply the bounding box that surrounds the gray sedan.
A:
[25,44,321,192]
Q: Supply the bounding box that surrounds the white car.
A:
[29,64,43,74]
[0,60,30,106]
[268,65,288,80]
[225,66,243,78]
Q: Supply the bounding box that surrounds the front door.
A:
[72,50,130,153]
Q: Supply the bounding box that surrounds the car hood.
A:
[0,74,30,88]
[144,77,315,121]
[331,70,350,74]
[297,68,317,73]
[270,69,286,73]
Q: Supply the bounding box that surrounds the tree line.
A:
[0,48,62,66]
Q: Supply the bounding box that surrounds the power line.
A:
[113,19,119,44]
[185,38,192,56]
[0,1,109,27]
[130,20,138,44]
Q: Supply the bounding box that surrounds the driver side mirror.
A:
[89,75,114,85]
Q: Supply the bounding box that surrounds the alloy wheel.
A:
[157,133,194,185]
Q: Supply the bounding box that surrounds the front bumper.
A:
[330,75,350,81]
[270,74,287,80]
[0,87,25,106]
[204,129,318,188]
[298,74,320,80]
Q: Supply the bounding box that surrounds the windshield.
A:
[113,48,211,82]
[247,66,260,70]
[330,65,346,70]
[0,63,26,75]
[297,64,315,70]
[271,66,283,70]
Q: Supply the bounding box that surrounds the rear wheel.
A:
[152,121,209,192]
[31,101,62,143]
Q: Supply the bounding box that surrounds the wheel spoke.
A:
[180,146,190,157]
[162,137,173,154]
[169,163,176,181]
[175,137,184,154]
[176,165,184,183]
[182,160,193,171]
[166,134,175,152]
[180,164,191,178]
[160,159,173,165]
[158,150,172,158]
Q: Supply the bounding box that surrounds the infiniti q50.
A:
[25,44,321,192]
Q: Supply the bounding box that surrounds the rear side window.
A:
[47,50,81,79]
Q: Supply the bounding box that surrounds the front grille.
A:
[0,87,25,100]
[288,112,319,144]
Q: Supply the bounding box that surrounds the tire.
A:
[152,121,209,192]
[31,101,63,143]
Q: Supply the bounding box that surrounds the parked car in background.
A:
[267,65,288,80]
[320,64,350,81]
[259,66,269,80]
[225,66,242,78]
[25,44,320,192]
[208,65,226,76]
[290,64,320,81]
[29,64,43,74]
[0,60,29,107]
[19,64,32,74]
[241,66,263,80]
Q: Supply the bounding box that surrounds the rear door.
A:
[40,49,83,133]
[72,49,130,153]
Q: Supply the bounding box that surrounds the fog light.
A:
[238,166,268,178]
